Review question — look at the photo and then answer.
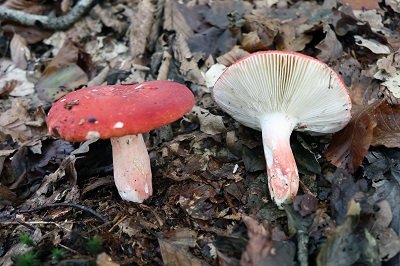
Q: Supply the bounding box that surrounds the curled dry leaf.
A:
[36,40,88,104]
[19,156,78,210]
[0,184,17,205]
[317,200,380,266]
[338,0,381,10]
[367,200,400,261]
[163,0,192,37]
[325,103,378,173]
[353,10,384,33]
[10,33,31,70]
[36,64,88,104]
[178,183,217,220]
[0,60,35,97]
[188,106,227,135]
[240,215,295,266]
[371,102,400,147]
[293,194,319,217]
[354,35,391,55]
[327,100,400,173]
[275,21,313,52]
[216,46,249,66]
[241,14,279,52]
[92,5,127,34]
[0,99,47,144]
[158,228,207,266]
[386,0,400,13]
[374,71,400,99]
[315,24,343,62]
[96,252,120,266]
[375,52,400,74]
[129,0,155,62]
[2,0,52,13]
[43,31,68,55]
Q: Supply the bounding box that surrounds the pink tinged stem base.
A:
[260,113,299,208]
[110,134,153,203]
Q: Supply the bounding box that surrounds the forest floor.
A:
[0,0,400,265]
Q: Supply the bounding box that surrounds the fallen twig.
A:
[0,0,99,30]
[16,202,108,223]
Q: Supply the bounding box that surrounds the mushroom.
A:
[47,80,195,203]
[210,51,351,207]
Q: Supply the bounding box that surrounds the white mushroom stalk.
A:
[260,113,298,207]
[110,134,152,203]
[210,51,352,208]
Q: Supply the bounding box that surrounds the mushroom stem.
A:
[110,134,152,203]
[259,113,299,208]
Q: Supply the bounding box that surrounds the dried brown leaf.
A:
[242,14,278,52]
[2,20,53,44]
[42,40,80,75]
[240,216,295,266]
[349,77,380,106]
[316,24,343,62]
[338,0,381,10]
[0,99,47,144]
[173,34,205,85]
[275,22,313,52]
[163,0,205,84]
[188,106,227,135]
[241,32,268,53]
[93,5,127,34]
[0,183,17,205]
[129,0,155,62]
[371,102,400,147]
[96,253,120,266]
[317,200,380,266]
[163,0,192,39]
[10,34,31,70]
[216,46,249,66]
[19,157,77,209]
[325,103,379,173]
[326,97,400,173]
[293,194,318,217]
[353,10,384,33]
[2,0,52,13]
[0,60,35,97]
[158,228,208,266]
[354,35,391,54]
[386,0,400,13]
[324,76,378,172]
[36,64,88,104]
[157,50,172,80]
[81,176,114,198]
[65,16,102,44]
[178,183,217,220]
[368,201,400,262]
[376,52,398,74]
[35,39,88,104]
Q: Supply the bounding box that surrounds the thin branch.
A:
[16,202,108,223]
[0,0,99,30]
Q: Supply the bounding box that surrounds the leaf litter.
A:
[0,0,400,265]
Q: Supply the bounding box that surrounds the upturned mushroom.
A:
[47,80,195,203]
[210,51,351,207]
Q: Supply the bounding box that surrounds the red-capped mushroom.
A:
[47,80,195,203]
[209,51,351,207]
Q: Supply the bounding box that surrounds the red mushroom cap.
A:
[47,80,195,142]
